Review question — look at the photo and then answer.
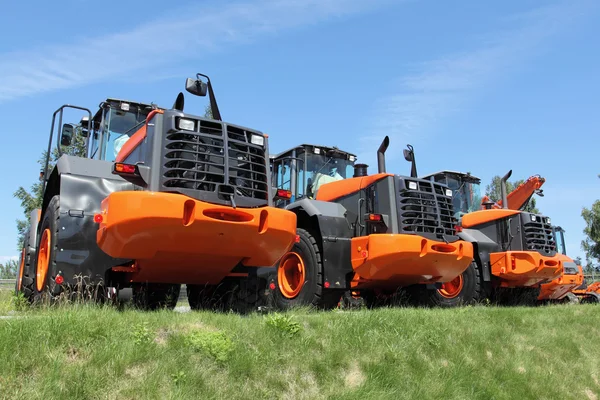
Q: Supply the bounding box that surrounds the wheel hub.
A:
[438,274,464,299]
[278,252,305,299]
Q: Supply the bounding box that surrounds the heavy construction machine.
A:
[537,225,585,304]
[412,150,563,306]
[479,175,546,210]
[265,137,475,309]
[14,73,297,311]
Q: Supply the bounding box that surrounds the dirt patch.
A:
[584,388,598,400]
[517,366,526,374]
[154,328,170,346]
[345,361,366,388]
[486,350,493,360]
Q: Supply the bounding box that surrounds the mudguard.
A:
[285,198,354,289]
[459,228,497,282]
[40,155,134,284]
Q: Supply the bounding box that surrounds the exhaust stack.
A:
[377,136,390,174]
[500,170,513,210]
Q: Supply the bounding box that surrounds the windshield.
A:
[447,177,482,218]
[100,108,148,161]
[304,152,354,198]
[555,229,566,255]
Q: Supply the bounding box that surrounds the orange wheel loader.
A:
[414,153,563,306]
[537,226,585,304]
[14,73,297,312]
[263,136,474,309]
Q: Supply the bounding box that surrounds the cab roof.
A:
[271,143,357,160]
[421,170,481,183]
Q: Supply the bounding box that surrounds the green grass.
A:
[1,290,599,400]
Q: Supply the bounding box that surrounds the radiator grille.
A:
[398,180,456,237]
[523,215,556,253]
[161,118,268,205]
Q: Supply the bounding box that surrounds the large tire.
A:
[422,261,483,307]
[132,283,181,311]
[273,228,341,310]
[15,233,35,303]
[493,286,541,306]
[32,196,62,303]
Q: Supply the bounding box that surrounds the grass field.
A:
[1,289,599,400]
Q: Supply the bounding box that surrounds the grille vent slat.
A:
[161,118,268,203]
[398,180,456,236]
[523,216,556,253]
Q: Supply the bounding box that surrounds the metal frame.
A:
[43,105,93,192]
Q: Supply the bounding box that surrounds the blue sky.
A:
[1,0,599,264]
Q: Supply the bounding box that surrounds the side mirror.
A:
[403,149,413,162]
[61,123,74,146]
[185,78,207,97]
[79,117,90,137]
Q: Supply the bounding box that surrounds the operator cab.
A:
[270,144,357,207]
[88,98,158,162]
[421,170,483,219]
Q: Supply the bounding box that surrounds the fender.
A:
[285,198,354,289]
[39,155,135,284]
[459,228,498,282]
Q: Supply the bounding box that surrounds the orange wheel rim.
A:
[438,274,464,299]
[17,248,25,291]
[36,229,51,292]
[277,252,305,299]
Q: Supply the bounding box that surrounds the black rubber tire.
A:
[339,291,365,309]
[422,261,483,307]
[273,228,341,310]
[132,283,181,311]
[16,233,35,303]
[32,196,62,304]
[493,286,541,306]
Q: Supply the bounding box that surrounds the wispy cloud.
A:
[0,0,394,103]
[359,0,596,164]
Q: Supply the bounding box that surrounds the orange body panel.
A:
[461,209,520,228]
[572,281,600,295]
[96,191,297,285]
[538,257,584,300]
[316,173,393,202]
[489,251,563,287]
[115,109,163,163]
[349,234,474,290]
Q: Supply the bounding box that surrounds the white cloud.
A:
[0,0,395,103]
[363,0,597,159]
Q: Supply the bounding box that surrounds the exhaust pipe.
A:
[500,170,512,209]
[377,136,390,174]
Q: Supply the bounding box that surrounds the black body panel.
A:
[41,156,134,285]
[333,175,460,242]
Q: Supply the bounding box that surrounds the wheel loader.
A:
[414,151,563,306]
[264,136,475,309]
[14,73,297,311]
[537,225,585,304]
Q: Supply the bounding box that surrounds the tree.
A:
[485,176,540,214]
[0,259,18,279]
[574,256,583,266]
[13,125,88,249]
[204,104,213,119]
[581,175,600,266]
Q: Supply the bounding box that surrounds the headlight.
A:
[445,189,453,197]
[531,215,537,222]
[314,148,321,154]
[546,217,551,224]
[349,155,355,162]
[407,181,417,190]
[178,118,195,131]
[250,134,264,146]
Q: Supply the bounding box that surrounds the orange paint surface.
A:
[349,234,474,289]
[461,209,520,228]
[489,251,563,287]
[316,173,393,202]
[96,191,297,285]
[538,255,584,300]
